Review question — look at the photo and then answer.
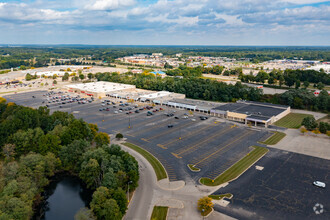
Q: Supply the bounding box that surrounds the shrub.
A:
[115,133,123,140]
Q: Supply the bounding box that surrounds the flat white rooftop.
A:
[66,81,136,93]
[139,91,172,99]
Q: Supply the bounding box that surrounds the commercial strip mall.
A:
[64,81,290,127]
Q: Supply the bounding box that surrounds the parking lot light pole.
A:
[128,113,131,128]
[127,181,132,202]
[202,209,205,220]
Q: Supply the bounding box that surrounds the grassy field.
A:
[260,131,286,145]
[274,113,312,129]
[123,142,167,181]
[200,146,268,186]
[208,193,233,200]
[188,164,200,171]
[150,206,168,220]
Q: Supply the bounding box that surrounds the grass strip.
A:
[274,113,312,129]
[260,131,286,145]
[188,164,200,172]
[123,142,167,181]
[208,193,233,200]
[200,146,268,186]
[150,206,168,220]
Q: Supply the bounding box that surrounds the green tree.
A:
[74,208,96,220]
[88,73,94,80]
[53,80,57,85]
[62,72,69,81]
[79,74,85,81]
[79,159,101,189]
[59,139,90,171]
[25,73,33,81]
[303,81,310,89]
[317,82,324,90]
[301,116,318,130]
[295,80,301,89]
[319,122,329,134]
[90,187,122,220]
[111,188,127,214]
[115,133,123,140]
[94,132,110,147]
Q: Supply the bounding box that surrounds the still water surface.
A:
[38,176,92,220]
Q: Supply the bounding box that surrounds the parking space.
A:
[212,149,330,220]
[4,90,271,183]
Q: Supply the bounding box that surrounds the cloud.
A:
[85,0,136,10]
[0,0,329,45]
[281,0,330,4]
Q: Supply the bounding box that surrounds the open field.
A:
[260,131,286,145]
[200,146,268,186]
[150,206,168,220]
[274,113,312,128]
[123,142,167,181]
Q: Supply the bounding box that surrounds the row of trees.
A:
[240,69,330,87]
[0,102,139,219]
[301,116,330,134]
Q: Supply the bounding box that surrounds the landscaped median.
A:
[187,164,200,172]
[200,146,269,186]
[123,142,167,181]
[260,131,286,145]
[150,206,168,220]
[208,193,233,200]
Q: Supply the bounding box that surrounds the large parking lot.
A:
[4,90,271,183]
[212,149,330,220]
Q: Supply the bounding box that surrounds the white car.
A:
[313,181,326,188]
[114,111,119,114]
[182,116,188,119]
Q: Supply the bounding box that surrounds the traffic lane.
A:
[212,150,330,220]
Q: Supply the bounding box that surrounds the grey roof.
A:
[246,115,272,121]
[212,101,289,119]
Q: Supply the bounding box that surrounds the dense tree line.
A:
[0,102,139,219]
[1,46,329,70]
[240,69,330,87]
[96,72,263,102]
[261,89,330,112]
[166,65,225,77]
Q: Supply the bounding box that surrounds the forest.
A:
[1,46,330,69]
[0,101,139,219]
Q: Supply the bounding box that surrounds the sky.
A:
[0,0,329,45]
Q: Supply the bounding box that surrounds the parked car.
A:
[313,181,326,188]
[114,111,118,114]
[168,124,174,128]
[182,116,188,119]
[175,116,179,119]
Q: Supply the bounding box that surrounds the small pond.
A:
[34,175,93,220]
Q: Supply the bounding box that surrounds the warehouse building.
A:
[211,101,290,127]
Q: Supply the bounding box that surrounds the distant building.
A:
[152,53,163,57]
[131,69,143,74]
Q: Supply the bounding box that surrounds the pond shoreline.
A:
[32,171,93,220]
